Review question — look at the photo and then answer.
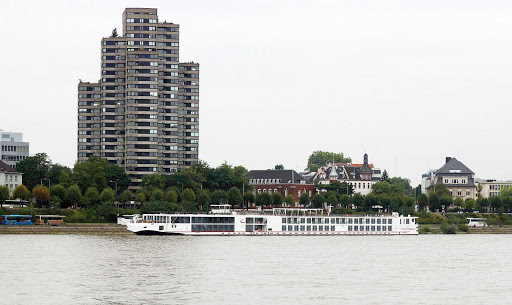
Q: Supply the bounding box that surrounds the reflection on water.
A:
[0,235,511,304]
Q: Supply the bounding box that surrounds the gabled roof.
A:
[247,170,305,184]
[0,160,20,173]
[437,157,474,175]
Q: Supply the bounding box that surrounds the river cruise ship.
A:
[127,205,418,235]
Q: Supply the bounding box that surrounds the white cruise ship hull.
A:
[127,212,418,235]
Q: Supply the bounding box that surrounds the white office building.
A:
[0,131,30,167]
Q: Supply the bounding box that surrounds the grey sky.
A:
[1,0,511,185]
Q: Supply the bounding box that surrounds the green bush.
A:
[440,222,457,234]
[458,223,469,232]
[419,226,431,234]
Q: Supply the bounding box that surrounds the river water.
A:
[0,234,511,304]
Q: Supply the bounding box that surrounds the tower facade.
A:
[78,8,199,189]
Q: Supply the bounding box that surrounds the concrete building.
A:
[0,160,23,195]
[475,179,512,198]
[311,153,381,196]
[0,131,29,168]
[78,8,199,189]
[427,157,477,199]
[420,169,437,194]
[247,170,318,207]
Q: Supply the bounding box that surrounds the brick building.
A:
[247,170,318,207]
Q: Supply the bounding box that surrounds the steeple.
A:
[360,152,373,181]
[329,154,338,180]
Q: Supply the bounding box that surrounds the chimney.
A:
[445,157,452,164]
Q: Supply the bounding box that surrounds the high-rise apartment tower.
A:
[78,8,199,189]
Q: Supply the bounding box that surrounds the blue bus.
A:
[0,215,33,225]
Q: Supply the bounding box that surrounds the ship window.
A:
[341,218,346,224]
[377,219,381,224]
[282,226,286,231]
[300,218,305,224]
[348,219,353,224]
[324,226,329,231]
[377,226,381,231]
[382,226,387,231]
[325,218,330,224]
[371,219,376,224]
[288,225,292,231]
[406,219,410,224]
[300,225,305,231]
[348,226,353,231]
[307,218,311,224]
[371,226,375,231]
[354,226,358,231]
[360,226,364,231]
[331,226,335,231]
[313,225,317,231]
[354,219,358,224]
[294,225,299,231]
[366,226,370,231]
[307,225,311,231]
[335,218,339,224]
[388,226,392,231]
[282,218,286,224]
[319,226,323,231]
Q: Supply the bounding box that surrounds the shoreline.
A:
[0,223,132,235]
[1,224,512,234]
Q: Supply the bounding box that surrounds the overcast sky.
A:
[1,0,511,185]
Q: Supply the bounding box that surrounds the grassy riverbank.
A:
[0,223,131,235]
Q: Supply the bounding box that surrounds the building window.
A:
[466,190,470,196]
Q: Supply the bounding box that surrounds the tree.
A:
[389,177,413,196]
[211,190,228,204]
[489,196,502,213]
[50,184,67,202]
[150,189,164,202]
[306,151,351,172]
[119,190,133,203]
[274,164,284,170]
[311,194,325,209]
[428,192,440,212]
[16,153,51,191]
[256,192,272,206]
[66,185,82,208]
[439,195,453,211]
[299,192,310,207]
[84,187,100,205]
[272,192,283,207]
[135,190,146,203]
[326,194,338,208]
[465,198,476,212]
[182,188,196,203]
[476,197,488,212]
[363,193,379,212]
[454,197,465,211]
[198,190,211,210]
[165,189,178,203]
[46,164,73,187]
[315,181,354,196]
[381,170,390,182]
[0,186,9,208]
[13,185,30,202]
[339,194,350,209]
[243,192,255,207]
[100,188,115,203]
[371,181,401,195]
[352,193,364,210]
[32,185,50,206]
[228,187,243,206]
[284,194,295,206]
[417,193,429,212]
